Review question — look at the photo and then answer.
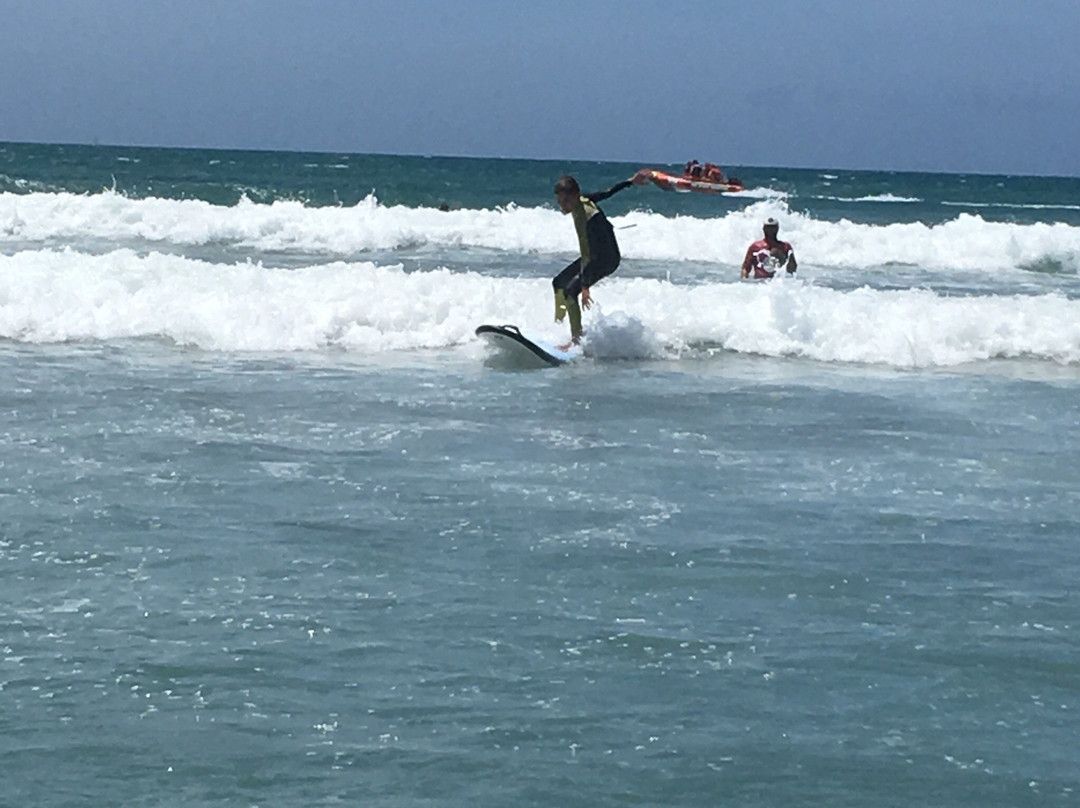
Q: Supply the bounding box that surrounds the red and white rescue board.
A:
[644,169,745,194]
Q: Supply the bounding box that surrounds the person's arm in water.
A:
[740,245,756,278]
[785,247,797,274]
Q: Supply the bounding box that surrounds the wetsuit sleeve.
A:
[584,179,634,204]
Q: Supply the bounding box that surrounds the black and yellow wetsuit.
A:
[553,179,634,339]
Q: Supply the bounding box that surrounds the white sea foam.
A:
[723,187,788,201]
[3,249,1079,367]
[4,190,1080,274]
[942,200,1080,212]
[623,205,1080,273]
[814,193,922,203]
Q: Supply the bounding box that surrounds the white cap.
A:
[764,217,779,227]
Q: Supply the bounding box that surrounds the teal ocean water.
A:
[2,142,1079,807]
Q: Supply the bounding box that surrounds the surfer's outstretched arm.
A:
[585,170,650,203]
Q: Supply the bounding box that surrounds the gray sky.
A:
[3,0,1078,175]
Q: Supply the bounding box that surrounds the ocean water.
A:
[1,142,1078,807]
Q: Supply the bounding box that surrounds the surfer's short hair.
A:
[554,175,580,196]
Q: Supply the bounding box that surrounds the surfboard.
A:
[475,324,580,368]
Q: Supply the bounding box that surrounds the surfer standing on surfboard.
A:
[552,170,650,345]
